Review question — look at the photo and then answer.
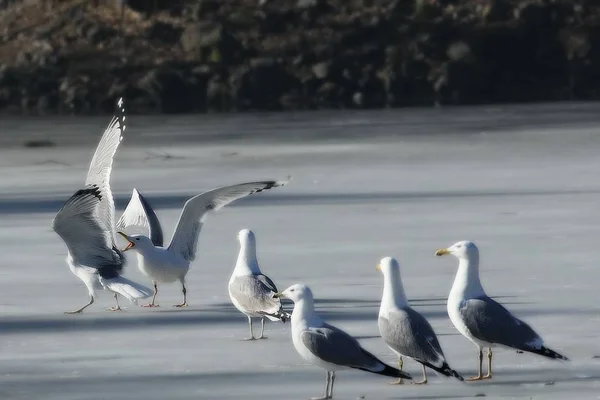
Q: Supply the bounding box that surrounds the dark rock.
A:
[147,21,183,44]
[230,59,300,110]
[358,65,385,108]
[180,22,244,64]
[312,62,330,79]
[136,67,193,113]
[482,0,514,22]
[87,24,118,45]
[206,74,231,112]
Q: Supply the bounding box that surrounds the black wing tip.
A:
[445,366,464,381]
[279,310,292,323]
[74,186,102,201]
[537,346,569,361]
[265,310,291,323]
[355,364,412,379]
[98,266,122,280]
[423,361,464,381]
[256,178,290,192]
[113,97,126,132]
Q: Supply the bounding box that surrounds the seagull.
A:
[435,240,568,381]
[274,284,412,400]
[228,229,290,340]
[376,257,463,384]
[52,98,152,314]
[117,179,289,307]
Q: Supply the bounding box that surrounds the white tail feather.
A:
[102,276,153,304]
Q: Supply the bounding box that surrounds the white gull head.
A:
[377,256,408,313]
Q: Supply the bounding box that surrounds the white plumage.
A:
[52,98,152,314]
[117,180,289,307]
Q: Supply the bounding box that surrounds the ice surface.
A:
[1,104,600,399]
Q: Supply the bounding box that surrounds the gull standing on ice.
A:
[377,257,463,384]
[435,241,568,381]
[274,284,411,400]
[117,179,289,307]
[228,229,290,340]
[52,98,152,314]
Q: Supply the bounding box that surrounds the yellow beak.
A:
[376,264,381,271]
[435,248,450,256]
[273,292,284,299]
[117,232,135,251]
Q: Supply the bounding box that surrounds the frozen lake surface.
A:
[1,103,600,399]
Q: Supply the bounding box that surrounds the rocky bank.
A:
[0,0,599,115]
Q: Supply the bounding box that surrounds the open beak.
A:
[273,292,285,299]
[117,232,135,252]
[435,248,450,256]
[376,263,381,271]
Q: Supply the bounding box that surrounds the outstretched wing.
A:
[167,179,288,262]
[52,187,123,270]
[116,188,164,246]
[84,97,126,243]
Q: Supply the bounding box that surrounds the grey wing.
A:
[116,188,164,246]
[229,275,282,315]
[379,309,446,367]
[84,97,126,243]
[256,274,278,293]
[167,179,289,262]
[301,324,385,370]
[52,187,123,270]
[461,296,542,349]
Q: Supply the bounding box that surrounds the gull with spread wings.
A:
[117,179,289,307]
[52,99,152,314]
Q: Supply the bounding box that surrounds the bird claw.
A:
[466,376,484,381]
[257,336,268,340]
[389,379,404,385]
[141,303,159,308]
[107,307,122,312]
[173,303,188,308]
[410,379,428,385]
[64,310,83,315]
[243,337,257,341]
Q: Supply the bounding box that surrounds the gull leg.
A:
[328,371,336,399]
[244,316,256,340]
[310,371,330,400]
[257,317,268,339]
[411,364,428,385]
[389,356,405,385]
[173,280,188,307]
[483,348,493,379]
[142,281,159,307]
[65,295,94,314]
[466,348,484,381]
[107,293,122,311]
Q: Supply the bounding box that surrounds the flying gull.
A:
[435,240,568,381]
[52,98,152,313]
[376,257,463,384]
[274,284,412,400]
[228,229,290,340]
[117,179,289,307]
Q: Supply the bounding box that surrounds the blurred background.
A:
[0,0,598,115]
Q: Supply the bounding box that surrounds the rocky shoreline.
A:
[0,0,599,115]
